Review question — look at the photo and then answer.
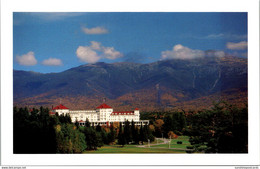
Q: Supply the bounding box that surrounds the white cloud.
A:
[161,44,205,60]
[81,26,108,34]
[42,58,63,66]
[102,47,123,59]
[16,51,37,66]
[226,41,248,50]
[76,41,123,63]
[76,46,100,63]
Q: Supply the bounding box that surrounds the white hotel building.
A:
[50,103,149,126]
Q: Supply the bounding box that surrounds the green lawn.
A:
[83,145,186,153]
[83,136,191,153]
[150,136,191,149]
[151,138,164,144]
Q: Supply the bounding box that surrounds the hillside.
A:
[13,56,248,111]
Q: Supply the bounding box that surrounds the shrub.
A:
[198,145,207,152]
[177,141,182,144]
[186,145,195,153]
[186,145,194,149]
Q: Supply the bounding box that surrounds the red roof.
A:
[111,111,135,115]
[134,108,139,110]
[52,104,69,110]
[96,103,112,109]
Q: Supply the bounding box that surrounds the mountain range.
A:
[13,56,248,112]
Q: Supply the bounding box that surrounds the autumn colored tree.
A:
[168,131,178,139]
[149,124,155,132]
[146,125,155,142]
[154,119,164,137]
[112,121,120,129]
[55,124,86,153]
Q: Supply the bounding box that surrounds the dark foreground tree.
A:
[117,123,126,147]
[124,120,132,144]
[14,107,57,153]
[108,124,116,144]
[131,120,139,144]
[82,126,102,150]
[187,102,248,153]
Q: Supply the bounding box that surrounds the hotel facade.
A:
[50,103,149,127]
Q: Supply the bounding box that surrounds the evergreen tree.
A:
[83,127,100,150]
[163,115,173,138]
[96,124,102,132]
[143,125,149,142]
[100,128,109,144]
[179,112,187,134]
[65,113,72,124]
[108,124,116,144]
[124,120,132,144]
[75,120,79,129]
[172,112,180,132]
[118,123,126,147]
[85,118,90,127]
[139,124,145,145]
[131,120,138,144]
[59,114,65,123]
[187,102,248,153]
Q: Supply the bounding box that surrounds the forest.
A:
[13,101,248,153]
[13,106,154,153]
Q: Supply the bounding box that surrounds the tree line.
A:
[186,102,248,153]
[13,107,154,153]
[141,110,187,138]
[14,101,248,153]
[140,101,248,153]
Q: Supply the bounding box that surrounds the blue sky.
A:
[13,12,247,73]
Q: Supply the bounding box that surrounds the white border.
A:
[1,0,259,166]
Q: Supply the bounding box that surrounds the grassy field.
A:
[83,136,191,153]
[83,145,185,153]
[150,136,191,149]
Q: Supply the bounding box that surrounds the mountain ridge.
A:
[13,56,247,111]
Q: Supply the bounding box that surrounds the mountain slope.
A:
[13,56,247,111]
